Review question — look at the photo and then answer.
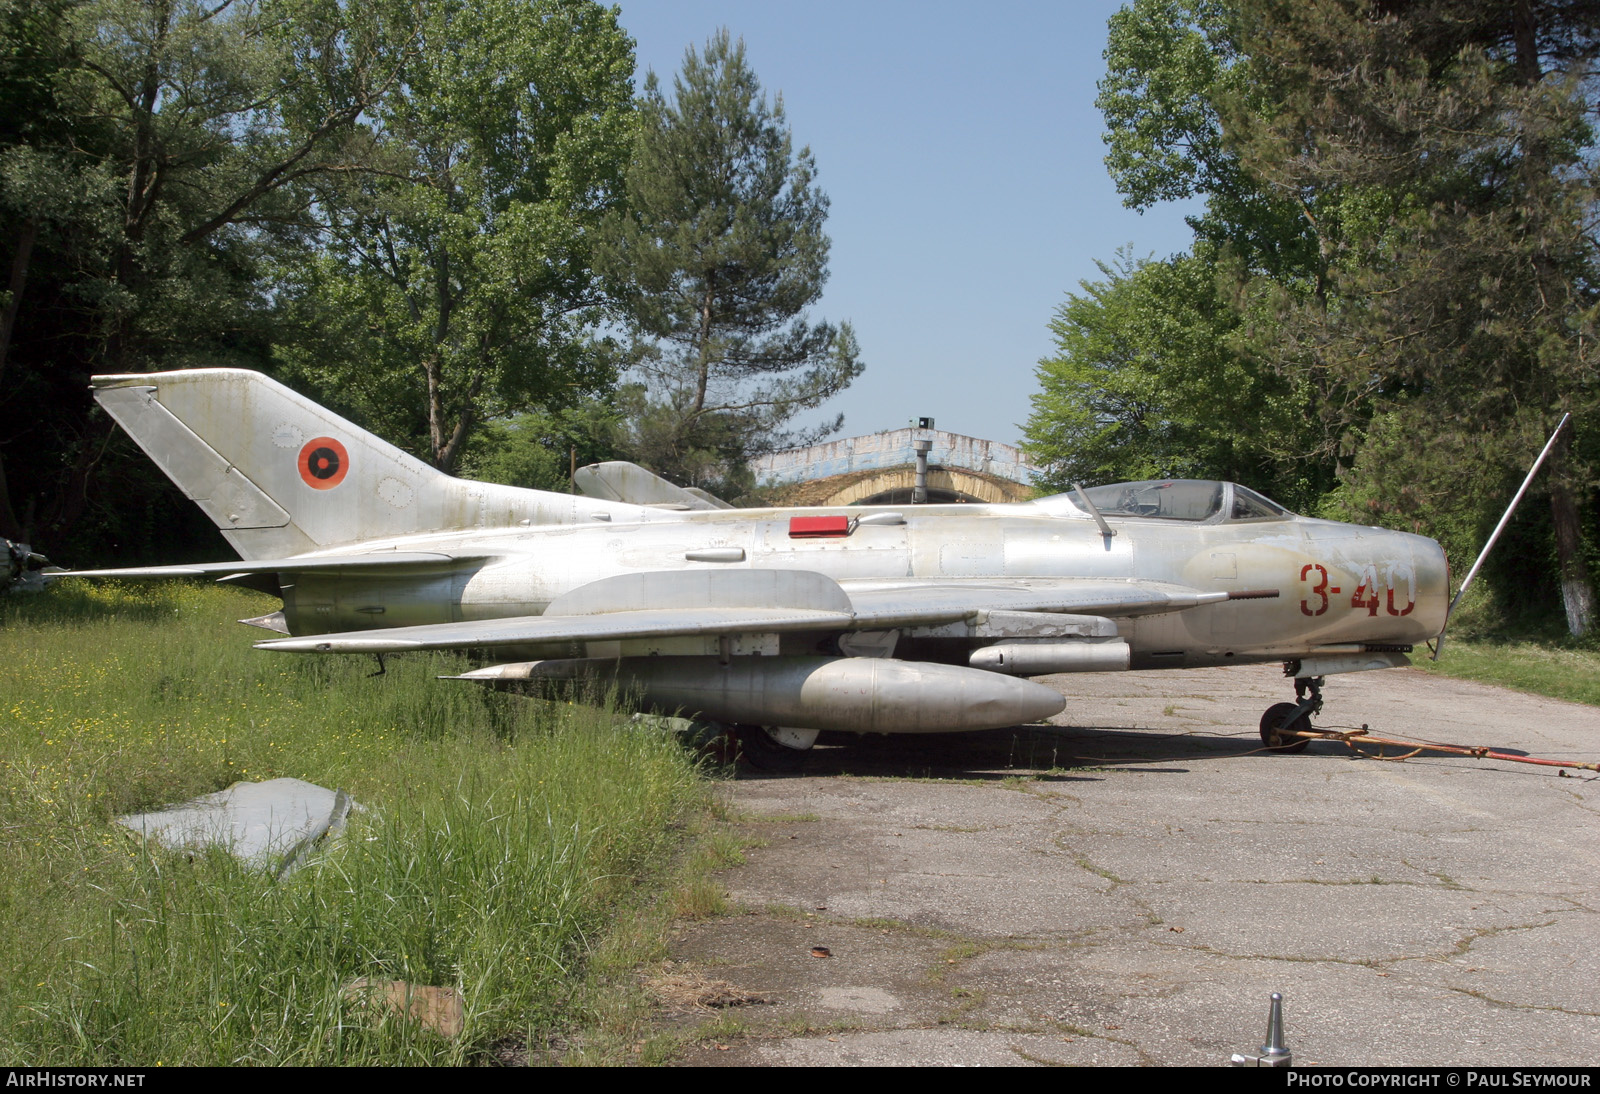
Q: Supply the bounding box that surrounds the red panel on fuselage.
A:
[789,516,850,538]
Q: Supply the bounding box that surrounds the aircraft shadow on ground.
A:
[720,723,1551,782]
[725,722,1272,781]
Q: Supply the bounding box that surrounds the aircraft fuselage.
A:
[276,500,1448,672]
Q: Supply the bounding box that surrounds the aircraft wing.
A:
[256,606,857,652]
[253,570,1276,654]
[54,552,492,578]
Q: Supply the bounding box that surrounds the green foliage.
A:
[1418,636,1600,706]
[42,0,392,370]
[0,0,653,557]
[459,400,623,493]
[0,0,396,553]
[604,381,762,498]
[1221,0,1600,630]
[1222,1,1599,415]
[462,419,576,494]
[0,582,708,1063]
[274,0,638,474]
[1023,249,1324,510]
[1082,0,1600,631]
[1098,0,1320,279]
[1099,0,1235,209]
[597,30,862,491]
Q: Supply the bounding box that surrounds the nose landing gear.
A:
[1259,675,1323,753]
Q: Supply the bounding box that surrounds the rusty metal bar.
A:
[1281,724,1600,772]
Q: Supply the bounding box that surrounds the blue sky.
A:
[613,0,1202,449]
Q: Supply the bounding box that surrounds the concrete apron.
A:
[657,663,1600,1067]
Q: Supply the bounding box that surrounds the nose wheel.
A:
[1259,675,1323,753]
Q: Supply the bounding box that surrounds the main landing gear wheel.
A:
[1259,702,1312,753]
[732,725,818,772]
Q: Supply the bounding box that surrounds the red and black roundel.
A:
[298,437,349,489]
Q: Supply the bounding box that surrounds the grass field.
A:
[1416,636,1600,705]
[0,581,712,1065]
[8,579,1596,1065]
[1412,600,1600,706]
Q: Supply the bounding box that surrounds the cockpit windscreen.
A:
[1042,480,1292,523]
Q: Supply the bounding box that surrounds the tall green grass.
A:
[1414,597,1600,706]
[0,582,709,1064]
[1417,638,1600,705]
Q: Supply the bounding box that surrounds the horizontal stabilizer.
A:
[573,461,731,510]
[239,611,290,634]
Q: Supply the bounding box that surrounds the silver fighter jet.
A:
[65,369,1450,758]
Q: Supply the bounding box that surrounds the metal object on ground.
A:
[1270,721,1600,772]
[117,777,355,877]
[3,538,51,592]
[1435,413,1569,660]
[1231,991,1292,1067]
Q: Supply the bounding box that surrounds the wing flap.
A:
[546,568,853,616]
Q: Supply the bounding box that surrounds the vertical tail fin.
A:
[92,369,620,558]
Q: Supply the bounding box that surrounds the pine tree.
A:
[1223,0,1600,633]
[598,30,862,491]
[1093,0,1600,633]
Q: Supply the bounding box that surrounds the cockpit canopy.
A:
[1037,480,1293,523]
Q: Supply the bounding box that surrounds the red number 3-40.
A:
[1300,563,1329,616]
[1349,574,1415,617]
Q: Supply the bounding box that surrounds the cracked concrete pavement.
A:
[654,664,1600,1066]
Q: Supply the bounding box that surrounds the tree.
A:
[1023,249,1325,508]
[0,0,84,542]
[274,0,636,473]
[458,397,621,493]
[1099,0,1320,282]
[596,30,862,491]
[0,0,398,555]
[1220,0,1600,633]
[1091,0,1600,634]
[51,0,403,373]
[1087,0,1350,508]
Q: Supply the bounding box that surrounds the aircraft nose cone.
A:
[1414,533,1451,637]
